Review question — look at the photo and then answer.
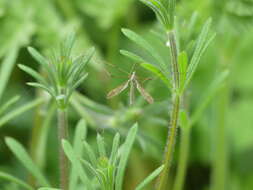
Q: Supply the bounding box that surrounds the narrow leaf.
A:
[0,47,18,102]
[27,82,55,97]
[184,18,213,90]
[115,123,138,190]
[5,137,49,186]
[27,47,49,67]
[0,98,44,128]
[97,134,107,157]
[140,63,171,88]
[135,165,164,190]
[120,50,146,63]
[62,140,92,189]
[18,64,47,84]
[83,141,98,166]
[109,133,120,165]
[0,171,33,190]
[140,0,170,30]
[122,28,167,73]
[0,95,20,116]
[69,119,87,190]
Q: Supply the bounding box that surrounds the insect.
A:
[107,70,154,105]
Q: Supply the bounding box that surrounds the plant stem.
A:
[156,30,181,190]
[173,126,190,190]
[211,37,236,190]
[211,78,229,190]
[57,108,69,190]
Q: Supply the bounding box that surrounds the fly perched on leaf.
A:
[107,70,154,105]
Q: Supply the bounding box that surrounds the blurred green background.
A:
[0,0,253,189]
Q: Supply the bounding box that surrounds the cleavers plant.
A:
[62,123,164,190]
[121,0,216,189]
[19,34,95,190]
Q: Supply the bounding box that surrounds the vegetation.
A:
[0,0,253,190]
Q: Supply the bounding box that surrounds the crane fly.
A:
[107,71,154,105]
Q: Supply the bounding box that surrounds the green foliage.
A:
[135,165,164,190]
[183,18,216,91]
[0,172,33,190]
[5,137,49,187]
[140,0,175,31]
[115,124,138,190]
[19,34,94,109]
[0,0,253,190]
[0,98,44,128]
[63,123,163,190]
[122,18,215,96]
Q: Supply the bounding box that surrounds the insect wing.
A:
[135,79,154,104]
[107,80,130,99]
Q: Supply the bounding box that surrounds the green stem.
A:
[57,108,69,190]
[211,38,235,190]
[173,127,190,190]
[211,83,229,190]
[157,30,181,190]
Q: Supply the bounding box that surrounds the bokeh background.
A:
[0,0,253,189]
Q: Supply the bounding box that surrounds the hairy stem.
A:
[57,108,69,190]
[173,126,190,190]
[156,30,181,190]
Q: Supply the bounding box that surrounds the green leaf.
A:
[27,47,55,83]
[115,123,138,190]
[97,133,107,157]
[80,158,103,184]
[168,0,176,27]
[62,140,92,189]
[38,188,60,190]
[0,95,20,116]
[140,63,171,88]
[83,141,98,167]
[109,133,120,165]
[27,82,55,97]
[0,47,18,102]
[120,50,146,63]
[68,47,95,80]
[140,0,170,30]
[18,64,47,85]
[69,119,87,190]
[5,137,49,186]
[122,28,168,75]
[69,73,88,95]
[0,171,33,190]
[27,47,48,67]
[120,50,171,87]
[184,18,214,90]
[0,98,44,128]
[135,165,164,190]
[178,51,188,92]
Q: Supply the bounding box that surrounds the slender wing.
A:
[107,80,130,99]
[135,79,154,104]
